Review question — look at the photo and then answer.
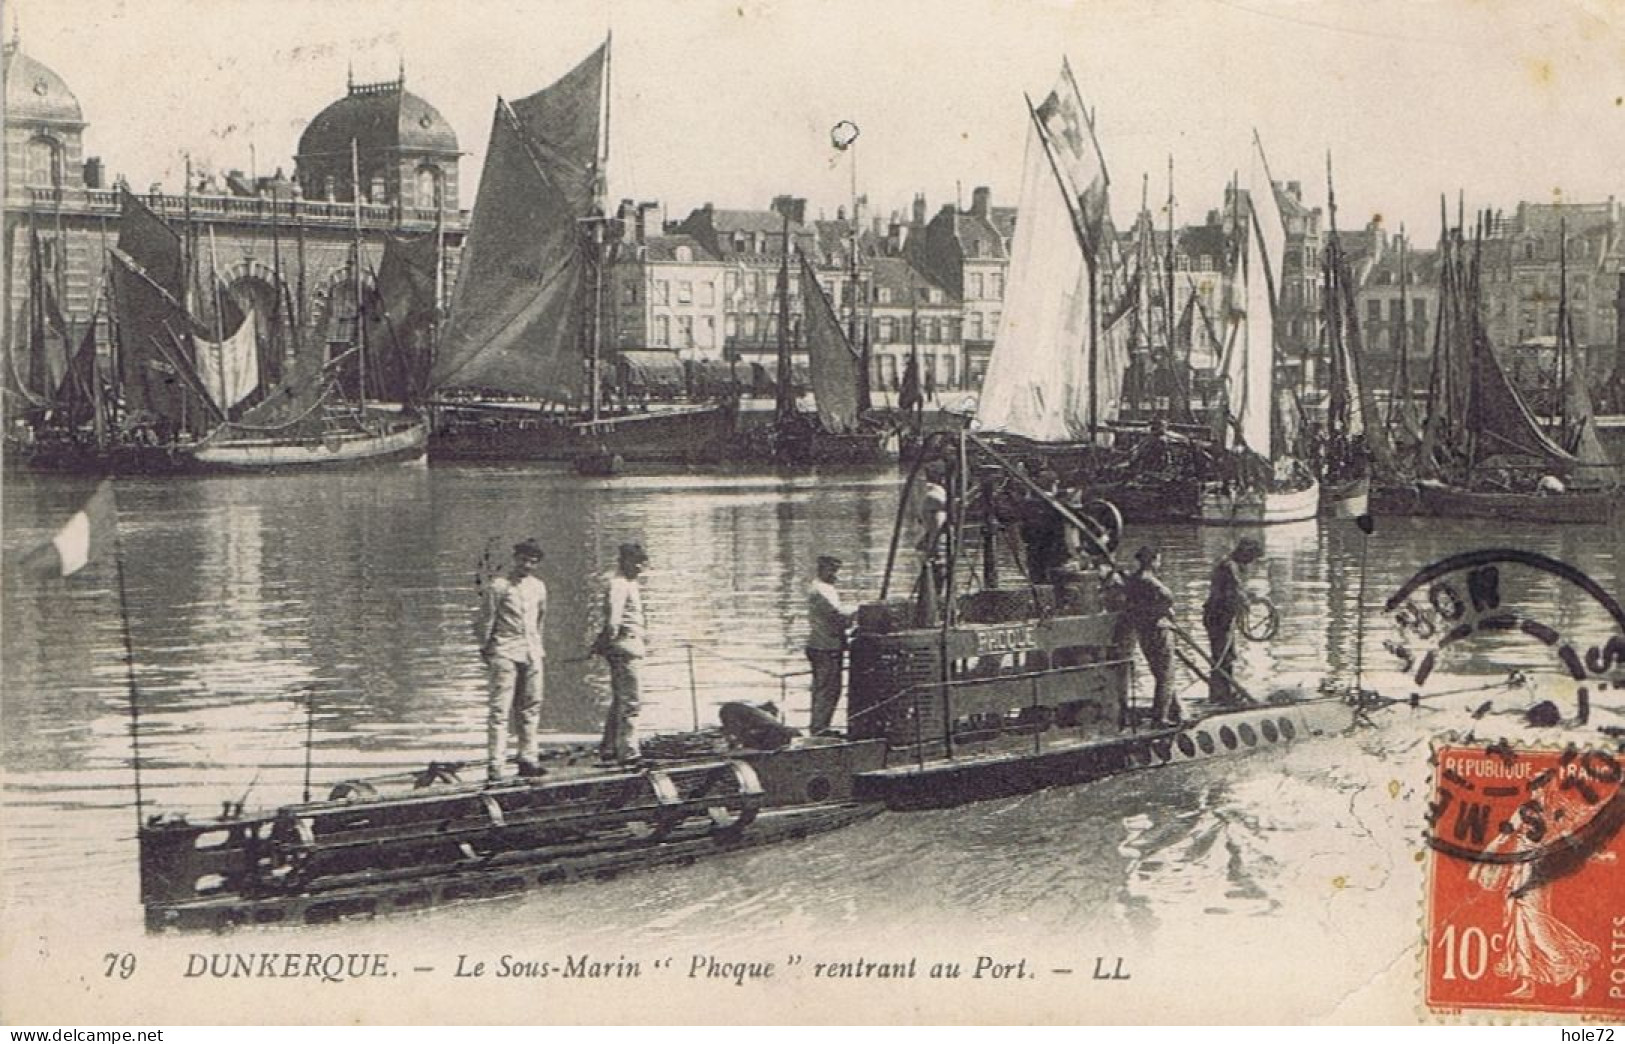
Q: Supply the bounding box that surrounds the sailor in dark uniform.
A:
[1123,545,1178,725]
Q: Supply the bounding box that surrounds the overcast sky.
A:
[16,0,1624,240]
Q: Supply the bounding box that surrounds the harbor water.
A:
[3,462,1622,1022]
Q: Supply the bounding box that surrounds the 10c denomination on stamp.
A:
[1424,742,1625,1018]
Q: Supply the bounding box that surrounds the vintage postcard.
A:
[3,0,1623,1027]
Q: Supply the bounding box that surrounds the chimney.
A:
[83,156,104,190]
[771,195,806,226]
[889,221,908,254]
[971,186,991,217]
[636,201,659,244]
[912,193,927,226]
[853,193,868,229]
[1286,181,1301,202]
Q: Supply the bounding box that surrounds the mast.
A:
[1556,216,1569,433]
[208,226,227,415]
[774,209,793,426]
[587,33,613,422]
[350,138,368,407]
[1165,155,1178,419]
[1395,228,1409,434]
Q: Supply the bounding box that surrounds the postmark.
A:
[1383,548,1625,732]
[1423,742,1625,1017]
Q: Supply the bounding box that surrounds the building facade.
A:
[3,36,466,403]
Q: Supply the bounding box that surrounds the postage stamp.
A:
[1424,742,1625,1018]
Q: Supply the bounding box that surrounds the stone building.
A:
[2,36,466,396]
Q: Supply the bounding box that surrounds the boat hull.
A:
[429,403,736,464]
[1412,480,1621,524]
[1198,478,1320,525]
[147,802,877,932]
[21,417,429,475]
[854,697,1352,811]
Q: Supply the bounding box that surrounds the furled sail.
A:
[431,43,607,401]
[798,253,862,434]
[366,232,439,404]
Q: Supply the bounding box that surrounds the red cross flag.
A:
[18,480,118,579]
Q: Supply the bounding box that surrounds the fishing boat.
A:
[427,39,734,465]
[973,60,1130,470]
[1403,206,1621,524]
[728,214,892,465]
[1197,138,1318,525]
[21,188,427,475]
[1313,159,1387,519]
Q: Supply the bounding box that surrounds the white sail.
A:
[1224,143,1284,458]
[197,306,259,411]
[974,120,1095,441]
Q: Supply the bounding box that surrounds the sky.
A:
[13,0,1625,241]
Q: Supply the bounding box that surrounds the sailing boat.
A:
[27,188,426,474]
[1315,157,1390,518]
[743,206,892,465]
[427,38,734,465]
[973,61,1128,449]
[1197,138,1319,525]
[1410,207,1620,523]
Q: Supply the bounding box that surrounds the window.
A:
[675,245,693,263]
[677,281,693,304]
[416,165,441,208]
[878,317,895,343]
[26,136,62,188]
[653,316,669,346]
[701,317,716,347]
[989,311,1000,331]
[989,273,1003,300]
[725,270,739,294]
[969,314,983,340]
[878,287,893,305]
[677,316,694,347]
[622,283,637,305]
[654,280,670,305]
[700,282,715,307]
[1389,299,1405,322]
[929,288,942,304]
[744,315,758,339]
[1367,300,1381,325]
[725,314,738,338]
[968,272,984,299]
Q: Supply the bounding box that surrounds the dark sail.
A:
[366,232,439,404]
[116,188,187,303]
[1466,329,1576,467]
[431,44,606,401]
[798,254,862,434]
[53,321,101,429]
[108,248,217,435]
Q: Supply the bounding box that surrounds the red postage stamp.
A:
[1424,742,1625,1018]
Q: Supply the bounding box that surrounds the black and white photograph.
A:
[2,0,1623,1027]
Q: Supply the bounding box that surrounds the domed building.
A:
[3,34,87,197]
[296,68,460,214]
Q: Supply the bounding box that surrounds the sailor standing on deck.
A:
[806,555,851,736]
[478,539,548,781]
[1124,545,1178,725]
[595,542,649,767]
[1202,537,1263,707]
